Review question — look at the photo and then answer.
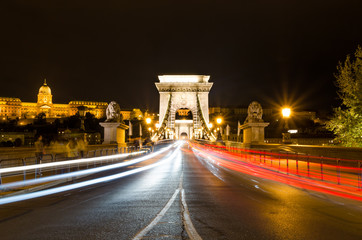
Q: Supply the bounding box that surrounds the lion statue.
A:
[106,101,122,122]
[244,101,263,123]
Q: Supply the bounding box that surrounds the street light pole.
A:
[216,117,223,141]
[145,117,152,138]
[281,107,291,144]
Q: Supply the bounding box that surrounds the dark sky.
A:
[1,0,361,112]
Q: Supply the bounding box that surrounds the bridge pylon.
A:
[152,75,216,141]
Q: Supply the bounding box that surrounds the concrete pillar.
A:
[99,122,120,144]
[240,122,269,146]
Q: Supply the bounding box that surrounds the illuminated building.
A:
[0,80,107,119]
[154,75,215,140]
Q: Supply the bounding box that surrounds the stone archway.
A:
[180,132,188,139]
[154,75,216,141]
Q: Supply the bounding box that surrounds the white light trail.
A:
[0,142,183,205]
[0,150,147,174]
[0,144,176,190]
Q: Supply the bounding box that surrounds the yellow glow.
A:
[282,108,291,118]
[146,117,152,124]
[216,117,222,124]
[148,127,152,131]
[155,123,160,128]
[208,123,213,128]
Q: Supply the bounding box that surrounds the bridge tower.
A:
[153,75,216,141]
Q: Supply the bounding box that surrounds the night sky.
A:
[1,1,362,113]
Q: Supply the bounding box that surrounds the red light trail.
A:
[190,142,362,201]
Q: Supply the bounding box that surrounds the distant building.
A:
[0,132,35,146]
[209,107,274,117]
[120,109,158,121]
[0,80,107,120]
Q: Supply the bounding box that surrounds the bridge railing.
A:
[0,146,151,185]
[192,140,362,190]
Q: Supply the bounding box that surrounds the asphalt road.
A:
[0,141,362,240]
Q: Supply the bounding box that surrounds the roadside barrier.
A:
[0,146,151,185]
[192,141,362,191]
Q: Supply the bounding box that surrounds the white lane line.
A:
[180,145,202,240]
[133,144,202,240]
[181,189,203,240]
[132,188,180,240]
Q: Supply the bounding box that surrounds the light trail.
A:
[0,142,183,205]
[0,150,149,175]
[201,147,361,187]
[196,143,362,187]
[191,142,362,201]
[203,143,359,163]
[0,144,176,190]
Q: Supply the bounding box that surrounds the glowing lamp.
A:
[216,117,222,125]
[282,108,291,118]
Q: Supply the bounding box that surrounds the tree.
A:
[327,46,362,147]
[14,138,22,147]
[35,112,46,125]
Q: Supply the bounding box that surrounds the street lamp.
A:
[281,107,292,143]
[281,107,291,129]
[216,117,222,125]
[145,117,152,137]
[282,108,291,117]
[216,117,223,140]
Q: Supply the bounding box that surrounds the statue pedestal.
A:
[100,122,129,151]
[100,122,120,144]
[240,122,269,146]
[117,123,129,152]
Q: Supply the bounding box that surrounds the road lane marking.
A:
[179,166,203,240]
[180,189,203,240]
[133,145,202,240]
[132,188,180,240]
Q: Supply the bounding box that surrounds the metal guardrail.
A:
[0,146,152,185]
[194,141,362,190]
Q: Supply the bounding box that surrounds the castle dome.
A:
[39,79,51,95]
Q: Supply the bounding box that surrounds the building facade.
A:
[0,80,107,120]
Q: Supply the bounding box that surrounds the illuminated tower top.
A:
[37,79,53,106]
[158,75,210,83]
[38,79,52,95]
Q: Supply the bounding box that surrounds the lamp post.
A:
[281,107,291,143]
[145,117,152,138]
[216,117,223,140]
[282,108,291,128]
